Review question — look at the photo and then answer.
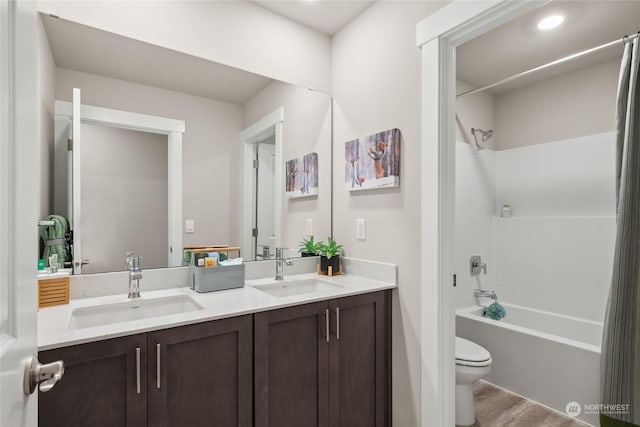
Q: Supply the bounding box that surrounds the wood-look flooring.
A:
[458,381,590,427]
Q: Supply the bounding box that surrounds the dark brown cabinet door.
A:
[147,315,253,427]
[254,301,330,427]
[328,291,390,427]
[38,334,147,427]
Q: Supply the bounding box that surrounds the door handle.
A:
[330,307,340,340]
[325,309,330,343]
[135,347,141,394]
[23,357,65,395]
[156,343,161,389]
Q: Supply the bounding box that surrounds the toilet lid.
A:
[455,337,491,366]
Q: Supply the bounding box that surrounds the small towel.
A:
[483,302,506,321]
[40,215,70,267]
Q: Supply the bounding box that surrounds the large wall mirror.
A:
[41,14,333,274]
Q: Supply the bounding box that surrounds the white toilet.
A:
[455,337,492,426]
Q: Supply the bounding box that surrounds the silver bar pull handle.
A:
[135,347,141,394]
[156,343,161,389]
[336,307,340,340]
[325,309,330,343]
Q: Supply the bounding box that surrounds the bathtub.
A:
[456,303,603,426]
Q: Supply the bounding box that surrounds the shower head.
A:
[471,128,493,142]
[470,128,493,151]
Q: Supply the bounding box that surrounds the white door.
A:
[70,88,83,274]
[256,141,276,258]
[1,0,39,425]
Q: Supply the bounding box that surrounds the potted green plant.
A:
[317,237,343,275]
[298,236,321,257]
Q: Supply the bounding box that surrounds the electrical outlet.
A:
[185,219,194,233]
[306,219,313,236]
[356,218,366,240]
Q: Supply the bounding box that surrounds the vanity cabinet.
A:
[254,301,330,427]
[328,291,390,427]
[38,333,148,427]
[39,290,390,427]
[38,315,252,427]
[147,315,253,427]
[254,290,390,427]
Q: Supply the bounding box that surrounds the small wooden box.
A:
[38,277,70,308]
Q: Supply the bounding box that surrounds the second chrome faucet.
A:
[275,247,294,281]
[126,252,143,299]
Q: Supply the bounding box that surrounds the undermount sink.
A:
[254,279,342,298]
[68,295,204,330]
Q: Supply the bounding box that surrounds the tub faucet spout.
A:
[474,289,497,301]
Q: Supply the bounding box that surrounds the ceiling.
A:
[457,1,640,94]
[41,15,273,105]
[252,0,374,36]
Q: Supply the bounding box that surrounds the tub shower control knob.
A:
[470,255,487,276]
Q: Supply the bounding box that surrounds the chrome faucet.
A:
[275,247,293,281]
[474,289,497,301]
[127,253,143,299]
[257,244,271,260]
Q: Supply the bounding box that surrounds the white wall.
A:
[494,216,614,322]
[455,85,498,310]
[37,15,56,220]
[38,1,332,93]
[494,133,616,322]
[55,68,244,248]
[496,132,616,217]
[495,59,618,150]
[243,81,332,251]
[331,2,447,425]
[454,143,497,310]
[456,134,616,323]
[455,62,617,323]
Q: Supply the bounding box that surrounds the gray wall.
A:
[243,81,332,251]
[39,1,332,92]
[80,124,168,273]
[456,80,496,149]
[37,15,56,221]
[495,59,618,149]
[55,68,244,249]
[331,2,447,425]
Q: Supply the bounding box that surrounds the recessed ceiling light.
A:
[537,15,564,31]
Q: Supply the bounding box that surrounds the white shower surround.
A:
[455,132,616,321]
[454,133,616,427]
[457,304,602,426]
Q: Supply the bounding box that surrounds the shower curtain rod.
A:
[456,31,640,98]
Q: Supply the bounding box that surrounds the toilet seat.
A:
[455,337,492,367]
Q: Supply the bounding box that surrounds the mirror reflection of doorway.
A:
[54,90,185,274]
[253,134,276,260]
[80,123,168,273]
[241,108,283,263]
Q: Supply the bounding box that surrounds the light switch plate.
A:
[306,219,313,236]
[185,219,194,233]
[356,218,366,240]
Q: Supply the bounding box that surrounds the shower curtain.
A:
[601,37,640,427]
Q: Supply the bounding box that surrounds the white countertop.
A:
[37,269,72,280]
[38,273,396,351]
